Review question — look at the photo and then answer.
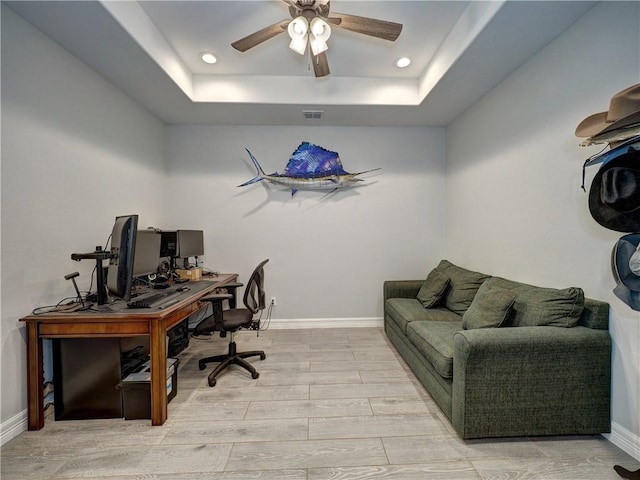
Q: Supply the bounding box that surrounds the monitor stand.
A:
[71,246,112,305]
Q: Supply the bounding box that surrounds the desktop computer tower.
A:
[52,338,123,420]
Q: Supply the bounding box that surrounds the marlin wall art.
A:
[239,142,380,197]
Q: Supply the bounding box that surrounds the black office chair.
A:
[194,259,268,387]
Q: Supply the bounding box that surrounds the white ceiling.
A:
[5,0,597,126]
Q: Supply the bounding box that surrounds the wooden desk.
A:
[20,274,238,430]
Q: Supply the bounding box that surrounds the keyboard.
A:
[127,290,173,309]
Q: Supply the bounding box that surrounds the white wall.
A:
[1,6,166,435]
[446,1,640,456]
[163,125,446,321]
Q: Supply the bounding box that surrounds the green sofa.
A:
[384,260,611,439]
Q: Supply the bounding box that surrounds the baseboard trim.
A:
[605,421,640,461]
[263,317,384,329]
[1,409,28,446]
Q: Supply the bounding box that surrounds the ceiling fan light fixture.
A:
[231,2,404,78]
[200,52,218,64]
[289,36,308,55]
[310,37,328,56]
[309,17,330,56]
[310,17,331,41]
[288,16,308,37]
[395,57,411,68]
[288,16,309,55]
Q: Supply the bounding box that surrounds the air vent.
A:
[303,110,323,120]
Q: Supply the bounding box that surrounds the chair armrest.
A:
[201,293,233,303]
[383,280,424,301]
[220,282,243,309]
[194,294,234,335]
[451,326,611,438]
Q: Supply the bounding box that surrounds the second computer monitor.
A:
[133,230,161,277]
[177,230,204,259]
[159,231,178,258]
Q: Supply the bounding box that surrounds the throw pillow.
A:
[416,269,451,308]
[462,282,517,329]
[434,260,491,315]
[483,277,585,328]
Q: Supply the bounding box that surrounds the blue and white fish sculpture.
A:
[239,142,380,196]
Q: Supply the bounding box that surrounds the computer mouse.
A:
[176,286,189,292]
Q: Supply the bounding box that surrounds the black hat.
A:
[589,149,640,232]
[612,233,640,311]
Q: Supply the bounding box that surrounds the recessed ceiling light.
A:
[201,52,218,64]
[395,57,411,68]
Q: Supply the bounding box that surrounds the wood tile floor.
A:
[2,327,638,479]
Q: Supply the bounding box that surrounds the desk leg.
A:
[149,319,168,426]
[26,322,44,430]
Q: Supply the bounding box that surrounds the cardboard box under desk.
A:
[119,358,179,420]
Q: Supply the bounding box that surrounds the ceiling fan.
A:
[231,0,403,77]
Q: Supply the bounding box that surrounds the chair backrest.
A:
[243,259,269,315]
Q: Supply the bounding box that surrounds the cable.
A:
[32,296,82,315]
[258,302,273,332]
[187,302,216,339]
[132,276,153,289]
[104,232,112,252]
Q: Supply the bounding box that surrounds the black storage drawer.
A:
[119,358,179,420]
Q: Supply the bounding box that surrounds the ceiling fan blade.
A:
[329,13,402,42]
[311,51,330,77]
[231,19,291,52]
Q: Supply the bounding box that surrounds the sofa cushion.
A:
[483,277,585,328]
[386,298,460,334]
[406,321,463,379]
[462,282,517,329]
[434,260,491,315]
[417,269,451,308]
[386,298,434,334]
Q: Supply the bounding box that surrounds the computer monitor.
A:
[133,230,161,277]
[107,214,138,301]
[176,230,204,259]
[159,231,177,258]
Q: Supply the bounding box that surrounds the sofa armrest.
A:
[383,280,424,301]
[580,297,610,330]
[452,326,611,439]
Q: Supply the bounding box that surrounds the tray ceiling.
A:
[5,1,596,126]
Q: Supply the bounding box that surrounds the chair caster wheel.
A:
[252,371,259,379]
[208,378,217,387]
[260,353,266,360]
[198,361,206,370]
